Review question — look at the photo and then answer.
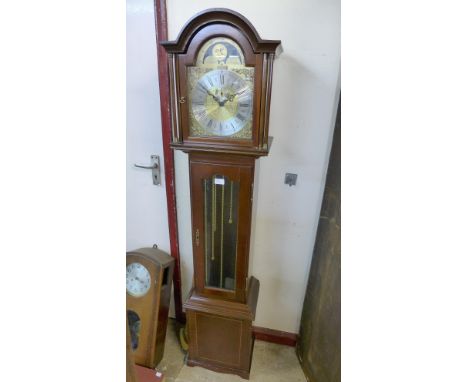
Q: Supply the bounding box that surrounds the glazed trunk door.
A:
[190,158,253,302]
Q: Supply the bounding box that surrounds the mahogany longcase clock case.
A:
[161,9,281,379]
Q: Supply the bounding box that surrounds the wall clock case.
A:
[161,8,281,379]
[126,248,175,369]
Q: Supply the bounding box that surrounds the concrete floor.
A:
[156,319,307,382]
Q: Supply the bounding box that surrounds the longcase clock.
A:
[161,8,281,379]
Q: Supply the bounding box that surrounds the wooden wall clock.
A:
[161,8,281,379]
[126,247,175,369]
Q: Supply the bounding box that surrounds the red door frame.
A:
[153,0,184,322]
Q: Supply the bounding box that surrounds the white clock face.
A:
[126,262,151,297]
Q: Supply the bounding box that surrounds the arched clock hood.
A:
[161,8,282,55]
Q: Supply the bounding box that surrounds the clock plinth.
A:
[184,277,260,380]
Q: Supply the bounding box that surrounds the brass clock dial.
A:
[188,37,254,139]
[191,69,253,136]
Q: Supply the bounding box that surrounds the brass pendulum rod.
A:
[204,179,209,284]
[220,177,225,288]
[211,177,216,261]
[229,180,233,224]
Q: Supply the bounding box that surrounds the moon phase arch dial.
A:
[197,36,245,66]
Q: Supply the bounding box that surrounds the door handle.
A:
[134,164,157,170]
[134,155,161,185]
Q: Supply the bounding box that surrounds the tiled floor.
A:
[156,320,307,382]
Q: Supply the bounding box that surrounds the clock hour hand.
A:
[207,89,222,104]
[200,83,222,105]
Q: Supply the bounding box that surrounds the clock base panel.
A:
[184,277,259,380]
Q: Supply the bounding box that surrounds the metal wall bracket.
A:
[134,155,161,185]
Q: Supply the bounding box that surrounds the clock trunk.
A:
[189,151,255,303]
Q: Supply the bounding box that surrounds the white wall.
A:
[169,0,340,333]
[127,0,170,254]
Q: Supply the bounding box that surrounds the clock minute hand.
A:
[227,87,248,102]
[207,89,221,103]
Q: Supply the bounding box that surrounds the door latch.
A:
[134,155,161,185]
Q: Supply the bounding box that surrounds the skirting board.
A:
[175,312,297,347]
[253,326,298,347]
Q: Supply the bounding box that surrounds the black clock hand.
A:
[227,87,249,102]
[217,92,229,106]
[200,83,222,105]
[208,89,222,104]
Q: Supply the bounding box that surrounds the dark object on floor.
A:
[297,100,341,382]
